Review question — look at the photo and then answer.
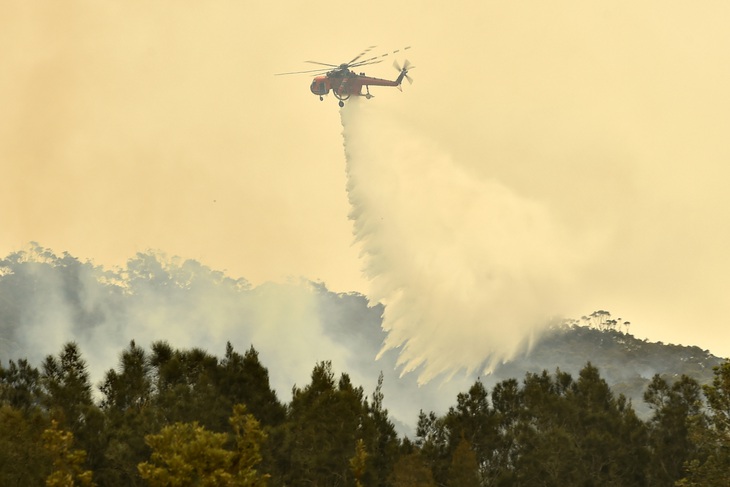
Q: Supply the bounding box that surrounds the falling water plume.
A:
[341,100,579,383]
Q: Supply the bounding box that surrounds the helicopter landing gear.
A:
[333,90,350,108]
[320,96,324,101]
[364,86,373,99]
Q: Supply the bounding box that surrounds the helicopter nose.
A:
[310,80,328,95]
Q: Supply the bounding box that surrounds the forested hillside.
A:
[2,245,730,485]
[1,340,730,485]
[487,317,723,419]
[0,244,723,431]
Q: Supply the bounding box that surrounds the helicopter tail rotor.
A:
[393,59,415,85]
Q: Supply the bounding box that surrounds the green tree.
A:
[481,365,649,486]
[100,340,152,413]
[349,438,368,487]
[488,378,522,485]
[444,380,496,480]
[41,343,94,431]
[0,358,42,411]
[218,343,285,427]
[229,404,270,487]
[361,372,400,487]
[447,436,480,487]
[511,370,583,486]
[0,405,51,485]
[415,408,451,485]
[97,340,157,486]
[149,341,230,431]
[42,343,105,474]
[566,363,649,486]
[677,360,730,486]
[281,361,368,486]
[138,404,268,486]
[389,451,436,487]
[42,419,95,487]
[644,374,705,485]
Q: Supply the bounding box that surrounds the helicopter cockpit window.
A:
[311,82,326,95]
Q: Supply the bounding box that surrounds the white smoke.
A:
[0,249,348,402]
[1,245,481,434]
[342,100,583,383]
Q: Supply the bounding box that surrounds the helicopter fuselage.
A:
[310,68,406,101]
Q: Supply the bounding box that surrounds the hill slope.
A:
[0,245,725,429]
[317,289,724,419]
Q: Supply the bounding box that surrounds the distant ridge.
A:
[484,323,724,418]
[1,244,725,427]
[315,289,725,417]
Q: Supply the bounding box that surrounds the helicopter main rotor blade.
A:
[274,67,331,76]
[350,46,411,68]
[350,55,388,67]
[349,60,384,70]
[348,45,377,64]
[275,46,411,77]
[304,60,339,68]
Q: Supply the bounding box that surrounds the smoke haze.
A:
[0,248,341,393]
[0,245,478,433]
[342,100,587,382]
[2,1,730,397]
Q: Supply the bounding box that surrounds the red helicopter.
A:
[275,46,414,107]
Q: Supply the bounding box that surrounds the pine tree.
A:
[488,378,522,484]
[219,343,285,427]
[41,343,105,475]
[149,342,230,431]
[445,380,496,479]
[97,340,156,486]
[447,436,480,487]
[281,361,368,486]
[41,342,94,432]
[0,405,51,485]
[677,360,730,486]
[644,374,705,485]
[390,451,436,487]
[0,358,42,411]
[416,409,449,484]
[361,372,400,486]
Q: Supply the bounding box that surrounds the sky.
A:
[2,1,730,365]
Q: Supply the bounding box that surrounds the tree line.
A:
[1,340,729,486]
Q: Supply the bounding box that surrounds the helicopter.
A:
[275,46,414,107]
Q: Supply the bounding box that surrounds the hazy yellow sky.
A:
[2,1,729,357]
